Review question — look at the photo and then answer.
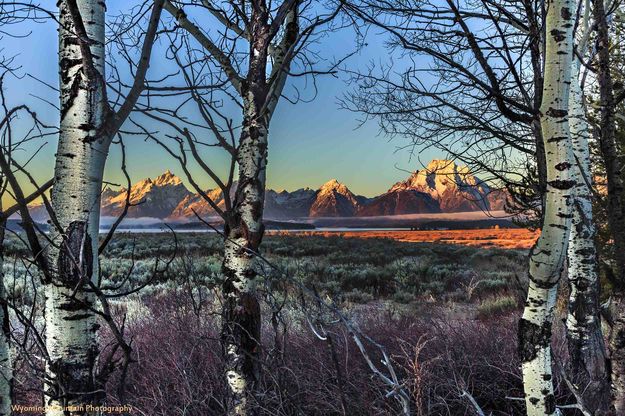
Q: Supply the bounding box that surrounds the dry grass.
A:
[269,228,539,249]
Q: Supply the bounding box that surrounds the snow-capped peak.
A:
[319,179,350,195]
[101,170,192,219]
[388,160,488,198]
[93,159,505,220]
[425,159,457,175]
[153,170,182,186]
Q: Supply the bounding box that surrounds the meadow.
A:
[9,232,576,415]
[268,228,540,249]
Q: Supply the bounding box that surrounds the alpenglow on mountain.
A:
[35,160,506,221]
[360,159,506,216]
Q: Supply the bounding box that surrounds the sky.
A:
[1,1,443,199]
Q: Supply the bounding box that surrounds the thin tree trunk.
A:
[594,0,625,283]
[609,297,625,413]
[566,56,611,414]
[526,0,546,215]
[221,110,268,415]
[45,0,108,413]
[591,0,625,411]
[518,0,576,412]
[0,215,11,416]
[220,8,297,415]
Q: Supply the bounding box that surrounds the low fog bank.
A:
[303,210,517,229]
[8,211,517,233]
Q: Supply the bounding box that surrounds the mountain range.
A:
[32,159,507,222]
[32,160,507,221]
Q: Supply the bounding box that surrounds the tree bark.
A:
[221,104,268,416]
[0,215,12,416]
[46,0,108,413]
[221,22,271,412]
[593,0,625,283]
[534,122,548,211]
[591,0,625,411]
[220,8,297,415]
[565,56,611,414]
[518,0,576,413]
[609,297,625,413]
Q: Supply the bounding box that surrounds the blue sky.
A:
[2,1,443,198]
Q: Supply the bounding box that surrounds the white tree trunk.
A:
[0,218,11,416]
[221,10,298,414]
[518,0,576,413]
[46,0,108,414]
[222,104,268,415]
[565,56,610,412]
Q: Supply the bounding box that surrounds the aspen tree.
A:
[518,0,576,412]
[47,1,163,413]
[160,3,302,412]
[565,9,610,409]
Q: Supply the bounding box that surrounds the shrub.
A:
[473,278,509,297]
[12,233,576,416]
[477,295,518,319]
[345,289,374,304]
[421,280,445,296]
[392,291,415,304]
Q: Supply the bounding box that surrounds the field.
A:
[269,227,540,249]
[9,231,577,415]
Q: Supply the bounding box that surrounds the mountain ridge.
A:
[30,160,508,221]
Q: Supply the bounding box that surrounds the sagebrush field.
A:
[8,232,579,415]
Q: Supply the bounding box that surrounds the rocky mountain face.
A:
[361,159,500,215]
[358,189,440,216]
[309,179,362,217]
[101,170,192,218]
[265,188,316,218]
[31,160,507,221]
[169,186,235,219]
